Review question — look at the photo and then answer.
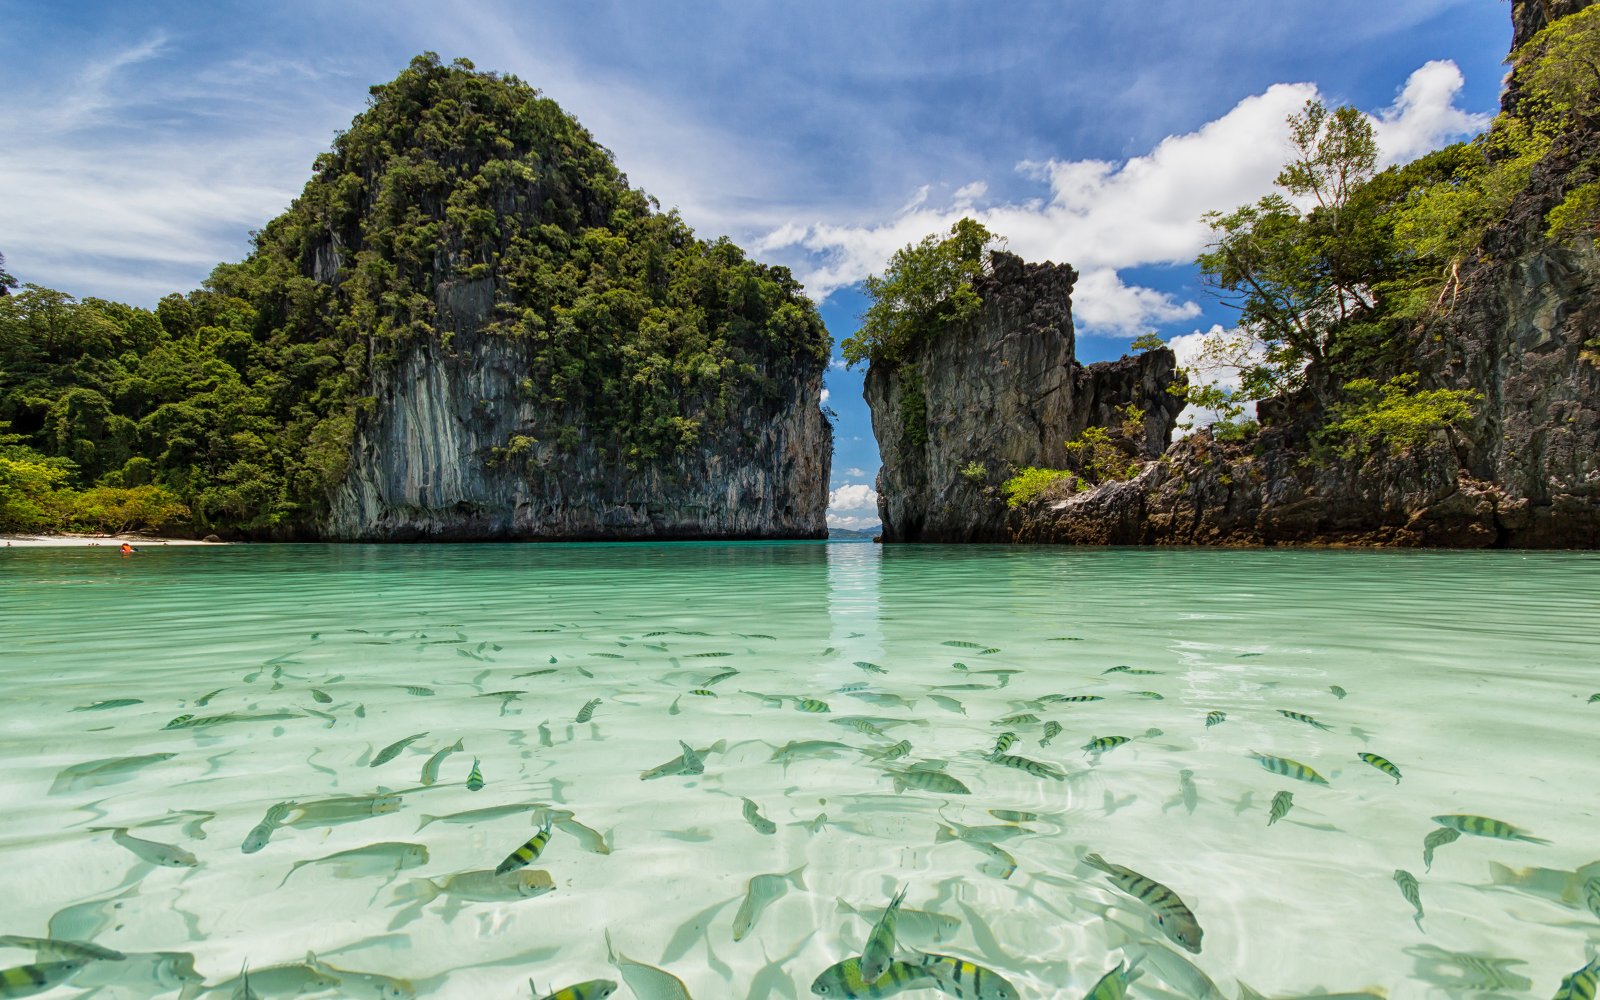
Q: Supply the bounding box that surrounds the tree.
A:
[1190,100,1381,409]
[0,252,15,296]
[842,218,1004,368]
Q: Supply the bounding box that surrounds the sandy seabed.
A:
[0,533,224,547]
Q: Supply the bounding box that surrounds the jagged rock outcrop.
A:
[882,3,1599,548]
[1009,8,1600,549]
[864,252,1185,542]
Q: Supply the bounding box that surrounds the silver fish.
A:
[420,739,464,785]
[370,733,429,767]
[732,866,807,941]
[106,827,198,867]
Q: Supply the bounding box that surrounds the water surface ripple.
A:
[1,543,1596,998]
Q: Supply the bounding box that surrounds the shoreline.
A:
[0,533,224,548]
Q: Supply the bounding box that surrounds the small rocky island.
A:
[864,0,1599,547]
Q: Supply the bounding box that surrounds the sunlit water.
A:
[2,542,1597,999]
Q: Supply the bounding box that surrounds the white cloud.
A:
[1371,60,1492,168]
[828,483,879,512]
[820,388,830,404]
[827,514,882,530]
[1166,325,1262,431]
[843,467,867,478]
[761,62,1485,335]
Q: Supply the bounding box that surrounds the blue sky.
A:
[0,1,1514,528]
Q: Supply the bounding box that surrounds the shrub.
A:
[1000,467,1075,508]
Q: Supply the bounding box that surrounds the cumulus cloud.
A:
[828,483,879,512]
[827,481,881,529]
[762,62,1485,335]
[820,387,830,404]
[827,514,881,530]
[1371,60,1493,168]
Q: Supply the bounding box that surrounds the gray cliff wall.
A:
[1012,115,1600,548]
[322,281,830,541]
[864,252,1185,542]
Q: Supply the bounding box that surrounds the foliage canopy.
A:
[843,218,1004,368]
[0,53,829,535]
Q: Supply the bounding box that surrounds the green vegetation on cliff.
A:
[1184,8,1599,455]
[0,54,828,536]
[841,218,1003,369]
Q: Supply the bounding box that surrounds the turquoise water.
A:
[2,542,1597,998]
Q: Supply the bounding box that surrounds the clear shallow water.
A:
[1,542,1597,999]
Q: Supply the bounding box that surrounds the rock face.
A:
[864,252,1185,542]
[1010,65,1600,548]
[876,6,1599,549]
[275,56,832,541]
[1512,0,1596,48]
[324,312,829,540]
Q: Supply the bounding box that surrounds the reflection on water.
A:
[1,542,1598,998]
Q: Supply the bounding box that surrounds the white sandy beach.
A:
[0,533,224,547]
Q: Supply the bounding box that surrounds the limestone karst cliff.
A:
[863,252,1185,542]
[868,1,1599,548]
[233,55,832,540]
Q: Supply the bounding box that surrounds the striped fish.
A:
[1134,691,1164,700]
[1083,736,1131,755]
[1586,877,1600,922]
[1357,752,1402,783]
[1590,694,1600,704]
[532,980,617,1000]
[1205,711,1226,728]
[1082,852,1203,954]
[1330,685,1348,699]
[0,960,90,998]
[1421,827,1459,872]
[742,798,777,835]
[889,770,971,795]
[844,719,886,737]
[809,956,935,997]
[241,800,293,854]
[993,714,1038,726]
[576,698,602,723]
[988,809,1036,823]
[795,698,832,714]
[1036,694,1103,705]
[1248,751,1328,785]
[914,951,1020,999]
[869,740,912,762]
[1268,791,1294,826]
[495,819,554,874]
[1553,957,1600,1000]
[1083,959,1141,1000]
[989,732,1018,757]
[703,670,738,685]
[466,757,484,791]
[1431,814,1549,844]
[689,689,717,698]
[1277,710,1333,732]
[1039,722,1063,747]
[854,661,889,674]
[1393,869,1423,928]
[990,754,1065,781]
[860,886,908,982]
